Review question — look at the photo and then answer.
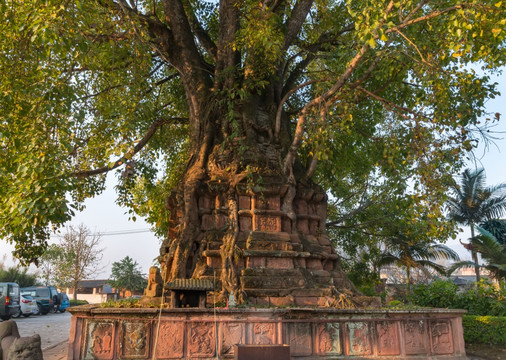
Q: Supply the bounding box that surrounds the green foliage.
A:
[410,279,506,316]
[343,256,381,288]
[447,168,506,280]
[100,298,147,308]
[410,278,459,308]
[108,256,147,296]
[447,169,506,228]
[481,219,506,245]
[387,300,403,308]
[0,1,505,264]
[448,227,506,280]
[455,280,506,316]
[379,239,459,285]
[0,260,38,288]
[69,299,89,306]
[462,315,506,346]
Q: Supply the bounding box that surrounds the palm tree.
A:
[378,234,460,286]
[446,168,506,280]
[448,227,506,281]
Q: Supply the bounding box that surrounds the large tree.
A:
[0,1,504,300]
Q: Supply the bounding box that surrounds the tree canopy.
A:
[0,0,505,265]
[38,224,104,299]
[108,256,147,296]
[0,257,39,287]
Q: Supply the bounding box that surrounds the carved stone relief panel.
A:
[404,320,426,355]
[154,322,184,359]
[120,321,150,359]
[188,322,216,358]
[285,322,312,356]
[430,320,454,355]
[376,321,400,356]
[255,215,281,232]
[220,322,245,356]
[83,321,115,360]
[251,323,276,345]
[316,323,341,355]
[346,322,371,356]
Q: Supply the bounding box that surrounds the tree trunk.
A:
[143,5,360,306]
[470,224,481,281]
[155,91,357,306]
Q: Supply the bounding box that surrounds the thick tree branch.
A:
[282,0,314,51]
[281,25,355,97]
[73,117,187,178]
[160,0,204,70]
[215,0,240,89]
[275,78,325,139]
[326,201,374,227]
[283,2,395,173]
[386,3,476,35]
[188,13,218,62]
[283,42,370,173]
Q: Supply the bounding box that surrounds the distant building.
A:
[449,268,492,287]
[65,280,119,304]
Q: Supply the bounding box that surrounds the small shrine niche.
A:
[165,279,214,308]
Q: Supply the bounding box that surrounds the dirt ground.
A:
[466,343,506,360]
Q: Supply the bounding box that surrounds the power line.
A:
[50,228,153,238]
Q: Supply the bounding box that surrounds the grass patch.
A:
[69,299,89,306]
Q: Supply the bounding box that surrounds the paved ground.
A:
[42,340,68,360]
[9,310,71,359]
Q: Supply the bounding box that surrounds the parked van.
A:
[57,293,70,313]
[20,286,58,315]
[0,282,21,320]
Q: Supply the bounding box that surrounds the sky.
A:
[1,70,505,280]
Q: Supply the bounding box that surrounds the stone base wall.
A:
[68,307,466,359]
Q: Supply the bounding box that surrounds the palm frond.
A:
[415,260,447,275]
[447,260,478,275]
[428,244,460,261]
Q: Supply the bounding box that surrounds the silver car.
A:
[15,294,39,317]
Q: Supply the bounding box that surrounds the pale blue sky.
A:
[1,70,505,278]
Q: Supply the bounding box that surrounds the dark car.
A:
[0,282,21,320]
[20,286,58,315]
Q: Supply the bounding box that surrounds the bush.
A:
[455,281,506,316]
[462,315,506,346]
[408,279,506,316]
[410,279,458,308]
[70,299,89,306]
